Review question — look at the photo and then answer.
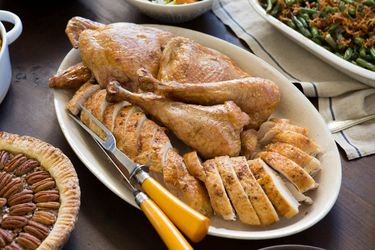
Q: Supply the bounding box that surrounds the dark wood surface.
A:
[0,0,374,249]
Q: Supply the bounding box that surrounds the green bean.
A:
[284,19,297,29]
[339,3,346,11]
[292,15,312,37]
[359,47,373,61]
[310,26,319,37]
[324,33,337,49]
[359,47,367,58]
[327,23,339,33]
[370,47,375,59]
[285,0,296,6]
[348,8,356,17]
[270,4,280,16]
[364,0,374,5]
[266,0,273,13]
[354,37,364,46]
[312,38,322,45]
[298,16,309,28]
[343,47,353,60]
[356,58,375,71]
[323,6,338,13]
[300,13,311,21]
[300,7,319,14]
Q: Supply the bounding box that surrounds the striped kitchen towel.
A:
[212,0,375,160]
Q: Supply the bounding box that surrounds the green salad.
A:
[259,0,375,71]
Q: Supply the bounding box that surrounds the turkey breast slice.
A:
[231,157,279,225]
[249,158,299,219]
[103,101,131,132]
[265,142,321,176]
[270,131,320,156]
[202,159,236,220]
[80,89,108,140]
[215,156,260,225]
[66,81,100,115]
[258,151,318,193]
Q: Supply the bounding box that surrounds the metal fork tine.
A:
[80,105,114,139]
[68,113,105,143]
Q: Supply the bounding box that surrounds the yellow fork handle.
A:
[136,193,193,250]
[141,177,210,243]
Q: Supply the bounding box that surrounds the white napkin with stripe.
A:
[212,0,375,160]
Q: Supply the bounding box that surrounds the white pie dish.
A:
[0,10,22,104]
[53,24,342,240]
[125,0,214,23]
[248,0,375,87]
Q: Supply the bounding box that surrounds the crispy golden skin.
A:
[158,37,249,83]
[49,63,92,89]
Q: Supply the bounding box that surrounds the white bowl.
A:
[126,0,214,23]
[249,0,375,87]
[53,25,342,240]
[0,10,22,104]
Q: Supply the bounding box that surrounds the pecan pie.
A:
[0,132,80,250]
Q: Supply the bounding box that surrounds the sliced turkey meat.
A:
[66,81,100,115]
[265,142,321,176]
[230,157,279,225]
[249,158,299,219]
[215,156,260,225]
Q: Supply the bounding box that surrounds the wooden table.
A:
[0,1,374,249]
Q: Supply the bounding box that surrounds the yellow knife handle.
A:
[140,176,210,243]
[135,192,193,250]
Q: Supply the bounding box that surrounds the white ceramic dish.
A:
[248,0,375,87]
[53,25,341,240]
[0,10,22,104]
[126,0,214,23]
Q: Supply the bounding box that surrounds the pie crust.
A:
[0,132,80,249]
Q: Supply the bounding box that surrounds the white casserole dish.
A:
[248,0,375,87]
[0,10,22,104]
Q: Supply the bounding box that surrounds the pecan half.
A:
[0,178,23,198]
[4,154,27,172]
[31,178,55,193]
[0,198,7,208]
[0,228,14,244]
[0,151,10,169]
[8,190,34,206]
[24,221,50,240]
[33,190,59,203]
[16,232,41,250]
[4,242,23,250]
[1,216,28,229]
[26,171,50,185]
[15,159,39,176]
[9,203,36,216]
[36,201,60,210]
[31,211,56,225]
[0,173,12,191]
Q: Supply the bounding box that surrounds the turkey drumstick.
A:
[137,68,280,129]
[107,81,250,159]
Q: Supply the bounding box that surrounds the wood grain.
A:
[0,0,373,249]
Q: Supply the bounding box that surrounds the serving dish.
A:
[53,25,341,240]
[248,0,375,87]
[125,0,214,23]
[0,10,22,104]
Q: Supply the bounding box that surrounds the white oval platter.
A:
[53,24,342,240]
